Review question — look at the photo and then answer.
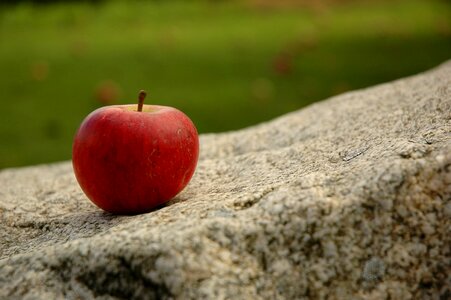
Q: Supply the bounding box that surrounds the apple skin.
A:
[72,104,199,214]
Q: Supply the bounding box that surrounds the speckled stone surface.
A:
[1,61,450,299]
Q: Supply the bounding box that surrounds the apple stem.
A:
[137,90,147,112]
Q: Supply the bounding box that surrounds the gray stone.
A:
[1,61,450,299]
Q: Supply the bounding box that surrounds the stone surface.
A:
[1,61,450,299]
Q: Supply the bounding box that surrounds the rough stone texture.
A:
[1,61,450,300]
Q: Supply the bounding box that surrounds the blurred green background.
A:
[0,0,450,169]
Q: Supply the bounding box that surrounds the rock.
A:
[1,61,450,299]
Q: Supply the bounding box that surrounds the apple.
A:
[72,90,199,214]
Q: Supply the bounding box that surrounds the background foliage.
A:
[0,0,450,168]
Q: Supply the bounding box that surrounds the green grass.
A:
[0,0,450,168]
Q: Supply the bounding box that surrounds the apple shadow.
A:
[165,195,189,207]
[56,209,128,226]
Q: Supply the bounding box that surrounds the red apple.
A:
[72,91,199,214]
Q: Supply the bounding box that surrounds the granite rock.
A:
[1,61,450,299]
